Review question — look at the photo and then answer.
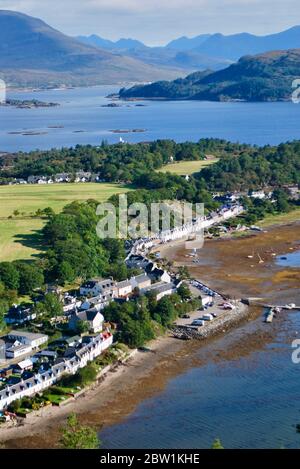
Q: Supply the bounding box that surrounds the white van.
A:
[202,313,214,321]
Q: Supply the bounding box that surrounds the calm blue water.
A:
[277,250,300,268]
[1,86,300,152]
[100,312,300,449]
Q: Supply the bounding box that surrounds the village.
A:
[0,266,180,415]
[0,200,252,421]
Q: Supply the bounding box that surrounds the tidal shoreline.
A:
[1,221,299,449]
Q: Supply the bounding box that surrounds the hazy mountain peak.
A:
[0,10,180,87]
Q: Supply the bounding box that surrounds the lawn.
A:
[259,208,300,228]
[0,183,130,261]
[159,158,219,175]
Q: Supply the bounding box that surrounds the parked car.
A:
[191,319,204,326]
[182,314,191,319]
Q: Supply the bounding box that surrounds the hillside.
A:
[0,10,179,87]
[119,49,300,102]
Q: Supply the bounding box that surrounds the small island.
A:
[1,99,59,109]
[109,128,147,133]
[101,102,122,108]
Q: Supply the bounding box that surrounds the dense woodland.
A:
[1,138,299,192]
[0,138,248,183]
[198,141,300,191]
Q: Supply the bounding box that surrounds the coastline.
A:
[0,334,190,448]
[1,303,281,449]
[1,220,299,448]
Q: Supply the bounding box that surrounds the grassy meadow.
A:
[159,158,219,175]
[0,183,130,262]
[259,207,300,228]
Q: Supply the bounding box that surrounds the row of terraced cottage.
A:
[0,331,113,411]
[0,261,180,411]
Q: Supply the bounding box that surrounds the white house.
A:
[249,190,266,199]
[142,282,177,301]
[80,295,111,312]
[116,279,133,298]
[6,342,32,359]
[54,173,71,183]
[69,310,104,333]
[79,278,116,297]
[146,265,171,284]
[13,358,33,373]
[63,295,82,313]
[5,306,37,325]
[0,332,113,411]
[6,331,48,349]
[130,274,151,291]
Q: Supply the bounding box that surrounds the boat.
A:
[265,308,275,323]
[284,303,296,310]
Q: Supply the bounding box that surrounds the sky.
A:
[0,0,300,45]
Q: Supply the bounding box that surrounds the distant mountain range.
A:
[0,10,180,88]
[77,35,147,51]
[78,26,300,68]
[77,34,232,72]
[2,9,300,89]
[118,49,300,102]
[165,27,300,59]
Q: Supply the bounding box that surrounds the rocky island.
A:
[1,99,59,109]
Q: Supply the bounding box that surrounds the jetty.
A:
[243,298,300,311]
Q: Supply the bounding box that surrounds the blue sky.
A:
[0,0,300,45]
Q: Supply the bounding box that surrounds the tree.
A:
[177,283,192,301]
[178,266,190,280]
[60,413,100,449]
[40,293,63,319]
[76,319,90,334]
[0,262,19,290]
[0,281,17,331]
[154,296,176,327]
[72,363,98,387]
[273,189,290,213]
[8,399,21,413]
[14,262,44,294]
[211,438,224,449]
[57,261,75,285]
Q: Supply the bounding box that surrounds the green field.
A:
[159,158,219,175]
[259,208,300,228]
[0,183,130,262]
